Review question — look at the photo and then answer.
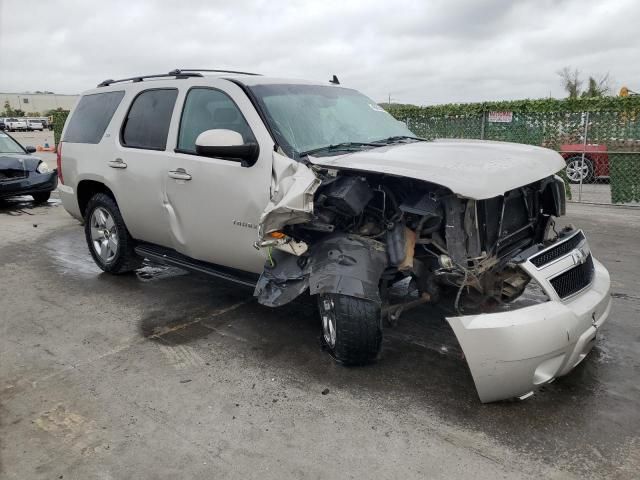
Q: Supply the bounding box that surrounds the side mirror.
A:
[25,146,36,153]
[195,129,259,167]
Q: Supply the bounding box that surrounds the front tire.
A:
[565,156,594,184]
[32,192,51,203]
[318,293,382,366]
[84,193,142,274]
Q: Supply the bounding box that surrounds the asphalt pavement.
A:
[0,196,638,479]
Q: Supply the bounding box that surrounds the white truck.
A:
[57,69,611,403]
[4,118,28,132]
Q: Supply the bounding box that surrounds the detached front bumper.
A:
[0,170,58,199]
[447,230,611,403]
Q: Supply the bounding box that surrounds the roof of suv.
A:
[90,69,337,93]
[225,75,329,87]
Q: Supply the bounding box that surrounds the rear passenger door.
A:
[164,84,273,274]
[108,88,178,247]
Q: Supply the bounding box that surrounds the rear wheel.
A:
[318,293,382,366]
[84,193,142,274]
[565,156,594,184]
[32,192,51,203]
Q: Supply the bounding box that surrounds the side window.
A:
[63,91,124,144]
[177,88,255,153]
[121,89,178,150]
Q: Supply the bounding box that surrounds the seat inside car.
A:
[179,97,251,149]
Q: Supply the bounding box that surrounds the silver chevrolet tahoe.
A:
[58,69,611,402]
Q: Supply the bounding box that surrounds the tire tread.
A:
[325,294,382,366]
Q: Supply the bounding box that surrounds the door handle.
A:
[108,158,127,169]
[168,168,192,181]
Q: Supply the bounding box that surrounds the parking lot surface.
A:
[1,197,639,479]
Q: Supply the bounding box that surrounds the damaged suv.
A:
[58,69,611,402]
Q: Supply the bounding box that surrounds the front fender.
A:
[254,233,388,307]
[307,234,387,302]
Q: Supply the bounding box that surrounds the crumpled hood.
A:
[0,154,41,172]
[308,139,566,199]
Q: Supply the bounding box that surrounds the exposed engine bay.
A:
[254,158,567,315]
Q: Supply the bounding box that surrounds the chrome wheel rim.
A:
[566,159,589,182]
[320,297,336,348]
[90,207,118,263]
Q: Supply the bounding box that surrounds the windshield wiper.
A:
[372,135,425,144]
[298,142,380,158]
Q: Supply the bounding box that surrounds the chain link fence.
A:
[387,103,640,206]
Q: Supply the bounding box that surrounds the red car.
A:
[560,143,609,184]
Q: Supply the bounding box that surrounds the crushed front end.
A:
[0,155,58,200]
[447,228,611,402]
[254,153,611,402]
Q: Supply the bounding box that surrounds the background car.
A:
[26,119,44,131]
[0,130,57,202]
[0,119,5,131]
[4,118,28,132]
[560,143,609,184]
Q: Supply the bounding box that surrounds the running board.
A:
[135,244,258,288]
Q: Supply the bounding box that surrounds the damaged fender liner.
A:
[254,233,388,307]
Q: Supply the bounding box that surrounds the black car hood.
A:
[0,154,41,172]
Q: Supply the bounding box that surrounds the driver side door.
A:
[164,84,273,274]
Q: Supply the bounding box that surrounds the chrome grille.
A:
[549,253,594,299]
[530,231,585,268]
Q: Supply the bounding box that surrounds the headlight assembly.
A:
[36,162,51,174]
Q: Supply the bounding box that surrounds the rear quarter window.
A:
[63,91,125,144]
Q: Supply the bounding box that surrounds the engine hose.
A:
[454,268,469,315]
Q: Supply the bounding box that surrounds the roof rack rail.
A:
[169,68,262,77]
[97,71,204,88]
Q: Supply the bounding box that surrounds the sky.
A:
[0,0,638,105]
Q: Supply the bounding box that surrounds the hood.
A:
[0,154,41,172]
[308,139,566,200]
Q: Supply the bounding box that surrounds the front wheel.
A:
[84,193,142,274]
[565,156,594,184]
[32,192,51,203]
[318,293,382,366]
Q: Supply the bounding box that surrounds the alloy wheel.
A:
[320,296,337,348]
[90,206,119,263]
[566,158,591,183]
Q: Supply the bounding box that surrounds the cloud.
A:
[0,0,638,104]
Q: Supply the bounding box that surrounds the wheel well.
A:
[77,180,116,216]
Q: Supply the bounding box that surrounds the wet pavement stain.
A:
[139,309,211,343]
[611,291,640,301]
[135,263,189,282]
[0,195,61,215]
[157,344,207,369]
[139,299,254,346]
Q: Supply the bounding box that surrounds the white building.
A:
[1,92,79,114]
